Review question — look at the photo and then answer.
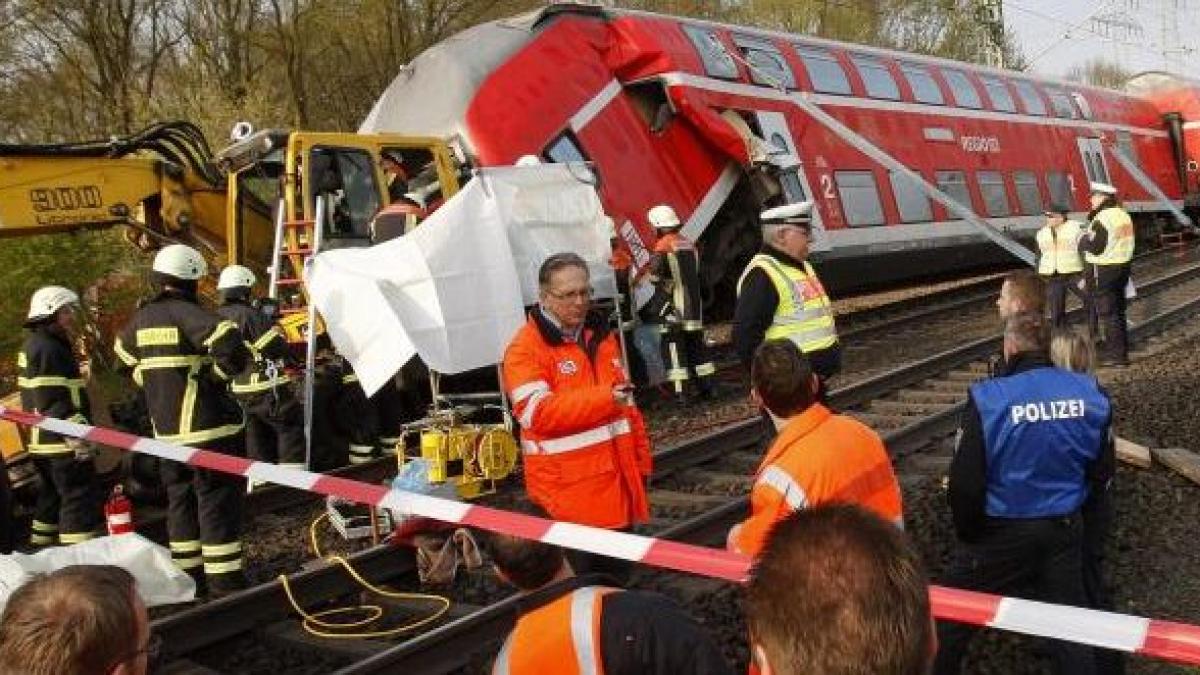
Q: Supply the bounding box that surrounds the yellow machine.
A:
[0,120,466,475]
[397,404,519,500]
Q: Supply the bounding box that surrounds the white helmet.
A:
[647,204,681,230]
[515,155,542,167]
[217,265,257,291]
[152,244,207,280]
[27,286,79,321]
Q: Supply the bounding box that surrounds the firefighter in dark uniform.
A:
[733,202,840,401]
[1080,182,1135,366]
[114,244,251,594]
[645,204,715,401]
[605,216,647,386]
[935,312,1112,674]
[18,286,102,547]
[215,265,305,472]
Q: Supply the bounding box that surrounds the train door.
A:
[754,111,831,253]
[1076,137,1112,189]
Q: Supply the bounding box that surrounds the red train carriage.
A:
[361,3,1193,305]
[1127,72,1200,209]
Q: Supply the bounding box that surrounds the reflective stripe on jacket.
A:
[652,232,703,329]
[1085,206,1134,265]
[1036,220,1084,274]
[493,586,615,675]
[502,311,651,529]
[217,300,293,395]
[736,254,837,353]
[731,404,903,558]
[18,327,89,455]
[115,292,249,445]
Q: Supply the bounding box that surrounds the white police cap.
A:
[760,201,813,226]
[1089,181,1118,196]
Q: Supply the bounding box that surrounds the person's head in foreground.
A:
[751,339,817,423]
[0,565,155,675]
[1050,328,1095,374]
[487,530,572,592]
[538,252,592,333]
[746,505,934,675]
[996,269,1045,320]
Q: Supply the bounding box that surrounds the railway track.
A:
[152,254,1200,674]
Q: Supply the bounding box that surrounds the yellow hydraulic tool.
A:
[398,407,518,499]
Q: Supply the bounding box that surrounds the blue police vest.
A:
[970,366,1110,519]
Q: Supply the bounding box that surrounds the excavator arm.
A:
[0,122,233,257]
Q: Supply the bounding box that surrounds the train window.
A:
[1046,89,1079,119]
[851,55,900,100]
[1013,171,1044,215]
[889,170,933,223]
[1047,171,1071,208]
[1115,131,1140,168]
[795,46,852,95]
[733,35,795,88]
[980,77,1016,113]
[976,171,1011,217]
[942,70,982,109]
[900,64,943,105]
[544,131,599,184]
[835,171,886,226]
[1071,92,1093,119]
[683,25,739,80]
[935,170,972,216]
[1013,81,1048,116]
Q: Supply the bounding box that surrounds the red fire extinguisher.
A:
[105,485,134,535]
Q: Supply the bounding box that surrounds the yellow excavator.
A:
[0,120,466,495]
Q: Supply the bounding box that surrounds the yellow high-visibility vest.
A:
[737,254,837,353]
[1036,220,1084,275]
[1085,207,1134,265]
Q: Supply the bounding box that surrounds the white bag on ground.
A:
[0,533,195,611]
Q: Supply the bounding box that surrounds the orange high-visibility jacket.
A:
[730,403,904,558]
[503,311,651,528]
[492,586,616,675]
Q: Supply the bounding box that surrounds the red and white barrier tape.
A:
[4,406,1200,665]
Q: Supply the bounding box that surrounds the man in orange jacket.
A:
[728,339,903,558]
[503,252,652,574]
[487,530,733,675]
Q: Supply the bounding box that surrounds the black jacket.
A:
[732,245,840,376]
[948,352,1115,542]
[115,290,250,444]
[502,574,733,675]
[217,299,294,395]
[18,325,89,455]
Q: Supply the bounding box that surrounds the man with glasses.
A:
[502,252,652,579]
[734,202,840,401]
[0,564,158,675]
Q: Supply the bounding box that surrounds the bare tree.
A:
[1066,58,1131,89]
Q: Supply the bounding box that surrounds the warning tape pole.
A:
[4,406,1200,666]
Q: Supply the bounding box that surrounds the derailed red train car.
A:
[362,4,1196,304]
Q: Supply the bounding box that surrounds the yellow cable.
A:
[276,511,452,639]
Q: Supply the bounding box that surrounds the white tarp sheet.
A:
[0,533,196,611]
[307,164,613,395]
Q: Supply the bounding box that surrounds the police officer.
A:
[215,265,305,472]
[935,312,1112,674]
[1080,182,1135,366]
[733,202,839,401]
[646,205,715,401]
[1036,203,1084,327]
[114,244,251,594]
[19,286,102,547]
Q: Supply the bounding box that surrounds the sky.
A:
[1005,0,1200,79]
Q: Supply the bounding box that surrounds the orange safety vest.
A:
[730,403,904,558]
[492,586,617,675]
[502,314,651,528]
